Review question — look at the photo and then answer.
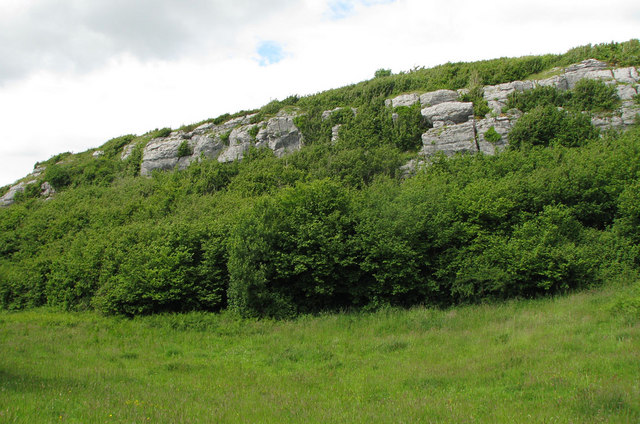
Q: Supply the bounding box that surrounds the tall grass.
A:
[0,284,638,423]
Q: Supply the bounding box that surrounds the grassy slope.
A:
[1,285,638,423]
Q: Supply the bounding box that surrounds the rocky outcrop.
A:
[388,59,640,163]
[421,121,477,156]
[1,182,29,207]
[386,90,458,109]
[139,112,304,175]
[421,102,474,127]
[256,114,304,158]
[483,81,536,115]
[420,90,459,107]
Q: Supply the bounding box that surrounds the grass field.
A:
[1,284,639,423]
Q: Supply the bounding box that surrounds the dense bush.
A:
[569,78,620,112]
[228,179,360,318]
[508,105,599,148]
[2,40,640,317]
[177,140,192,157]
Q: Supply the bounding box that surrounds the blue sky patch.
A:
[327,0,355,19]
[256,41,286,67]
[326,0,397,20]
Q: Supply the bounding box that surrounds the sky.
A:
[0,0,638,187]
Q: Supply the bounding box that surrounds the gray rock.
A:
[567,59,608,73]
[483,81,536,102]
[483,81,535,114]
[537,75,569,91]
[217,143,250,163]
[399,158,427,178]
[331,124,341,143]
[322,107,343,120]
[591,115,625,132]
[475,114,518,154]
[617,84,638,101]
[229,125,256,146]
[121,144,136,160]
[92,150,104,158]
[192,135,224,160]
[40,181,55,198]
[421,121,478,156]
[1,182,26,207]
[621,102,640,126]
[140,137,185,176]
[613,67,640,84]
[387,93,419,108]
[421,101,474,126]
[565,69,614,89]
[322,107,357,120]
[256,114,304,158]
[419,90,459,107]
[0,180,37,207]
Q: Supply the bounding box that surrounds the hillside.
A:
[1,40,640,317]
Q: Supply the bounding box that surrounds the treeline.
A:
[1,40,640,318]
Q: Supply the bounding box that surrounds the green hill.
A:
[1,40,640,318]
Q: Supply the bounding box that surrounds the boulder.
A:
[563,59,614,89]
[40,181,55,198]
[0,180,37,207]
[613,67,640,84]
[621,102,640,126]
[476,113,519,154]
[421,102,474,127]
[256,114,304,158]
[121,144,136,160]
[419,90,459,107]
[140,137,186,176]
[421,121,478,156]
[483,81,535,114]
[331,124,341,143]
[537,75,569,91]
[192,135,225,160]
[591,115,625,132]
[386,93,419,108]
[617,84,638,101]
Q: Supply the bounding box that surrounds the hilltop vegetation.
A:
[1,40,640,318]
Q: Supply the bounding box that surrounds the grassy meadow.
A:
[1,283,638,423]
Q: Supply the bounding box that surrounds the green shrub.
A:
[506,86,568,112]
[392,104,429,151]
[228,179,360,318]
[220,130,232,145]
[44,164,72,189]
[569,79,620,112]
[508,105,599,148]
[177,140,192,157]
[101,135,136,158]
[484,126,502,143]
[248,125,260,140]
[149,128,172,139]
[93,224,228,316]
[374,69,392,78]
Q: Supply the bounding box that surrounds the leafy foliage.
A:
[2,40,640,317]
[177,140,192,157]
[508,105,599,148]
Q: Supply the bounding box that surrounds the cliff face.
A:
[138,111,304,176]
[385,59,639,170]
[1,59,639,207]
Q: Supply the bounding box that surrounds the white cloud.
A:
[1,0,639,187]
